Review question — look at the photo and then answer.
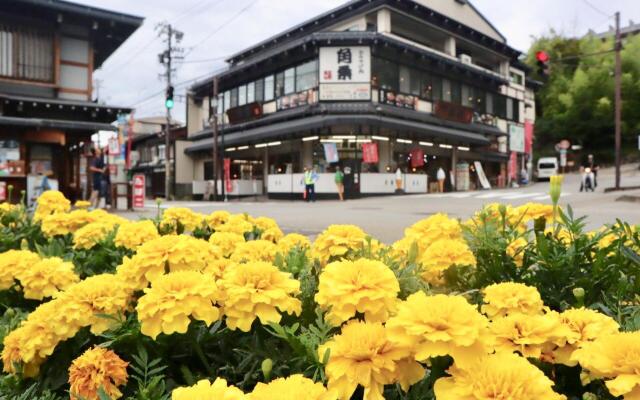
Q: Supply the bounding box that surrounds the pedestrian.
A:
[89,147,106,209]
[395,167,403,191]
[334,166,345,201]
[586,154,599,188]
[437,167,446,193]
[303,166,318,202]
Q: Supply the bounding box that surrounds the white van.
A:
[536,157,559,181]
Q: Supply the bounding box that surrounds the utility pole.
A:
[158,22,183,200]
[614,11,622,190]
[211,77,219,201]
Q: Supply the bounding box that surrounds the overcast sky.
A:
[85,0,637,122]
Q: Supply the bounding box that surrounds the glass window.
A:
[284,67,295,94]
[450,81,461,104]
[485,92,494,114]
[275,72,285,98]
[506,97,514,120]
[295,59,318,92]
[513,99,520,122]
[442,79,451,102]
[461,85,472,107]
[218,94,224,115]
[409,68,421,96]
[494,95,506,119]
[431,75,442,101]
[255,79,264,102]
[509,71,523,85]
[371,57,398,91]
[399,66,411,93]
[230,87,239,108]
[224,91,231,112]
[264,75,275,101]
[238,85,247,106]
[247,82,255,104]
[474,87,485,113]
[421,72,432,99]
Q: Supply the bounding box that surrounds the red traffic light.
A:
[536,51,550,63]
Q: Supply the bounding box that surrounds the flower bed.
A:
[0,187,639,399]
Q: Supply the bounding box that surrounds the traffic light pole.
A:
[614,11,622,190]
[163,24,173,200]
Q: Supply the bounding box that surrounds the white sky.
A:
[83,0,638,122]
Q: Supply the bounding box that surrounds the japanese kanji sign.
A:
[319,46,371,101]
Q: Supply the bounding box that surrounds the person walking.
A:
[586,154,599,188]
[303,166,318,202]
[437,167,446,193]
[89,147,106,209]
[334,166,345,201]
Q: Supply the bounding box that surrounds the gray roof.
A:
[11,0,143,25]
[0,115,117,131]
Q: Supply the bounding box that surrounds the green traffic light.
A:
[165,99,174,109]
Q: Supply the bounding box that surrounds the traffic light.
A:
[165,86,174,109]
[536,51,550,77]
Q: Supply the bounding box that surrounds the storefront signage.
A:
[323,143,339,163]
[379,90,417,110]
[434,101,473,124]
[226,102,263,125]
[509,124,525,153]
[132,174,145,209]
[108,137,120,156]
[319,46,371,101]
[474,161,491,189]
[410,148,424,168]
[224,158,232,192]
[362,143,378,164]
[277,89,317,111]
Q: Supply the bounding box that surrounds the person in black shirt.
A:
[89,147,106,209]
[585,154,599,188]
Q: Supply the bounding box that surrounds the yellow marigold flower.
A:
[311,225,369,265]
[573,332,640,399]
[172,378,246,400]
[1,328,44,377]
[489,311,570,359]
[0,250,40,290]
[116,235,222,290]
[261,226,284,243]
[219,261,301,332]
[319,320,423,400]
[390,236,416,259]
[251,374,336,400]
[598,230,618,249]
[552,308,619,366]
[209,231,246,258]
[516,202,555,224]
[254,216,278,231]
[230,240,278,263]
[481,282,544,319]
[203,259,236,280]
[506,237,528,267]
[403,213,462,257]
[277,233,311,255]
[34,190,70,221]
[161,207,204,232]
[16,256,80,300]
[114,220,160,250]
[205,210,232,230]
[216,214,255,236]
[386,292,490,368]
[137,271,220,339]
[544,227,573,245]
[41,212,73,237]
[73,221,117,250]
[315,259,399,326]
[434,352,566,400]
[74,200,91,209]
[418,239,476,286]
[68,347,128,400]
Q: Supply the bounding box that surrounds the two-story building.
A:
[182,0,536,199]
[0,0,142,202]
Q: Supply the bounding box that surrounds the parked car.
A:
[536,157,559,181]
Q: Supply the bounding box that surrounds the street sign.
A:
[132,174,145,209]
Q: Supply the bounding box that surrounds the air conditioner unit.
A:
[460,54,472,65]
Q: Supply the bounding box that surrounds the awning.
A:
[0,116,117,131]
[185,114,490,154]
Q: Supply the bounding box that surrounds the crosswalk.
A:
[423,191,572,202]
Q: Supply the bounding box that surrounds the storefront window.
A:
[442,79,451,102]
[255,79,264,102]
[410,68,421,96]
[461,84,472,107]
[247,82,255,104]
[238,85,247,106]
[399,66,410,93]
[264,75,275,101]
[295,60,318,91]
[230,87,239,108]
[421,73,432,99]
[372,57,398,91]
[432,75,442,101]
[450,81,461,104]
[275,72,285,98]
[284,67,295,95]
[474,87,485,113]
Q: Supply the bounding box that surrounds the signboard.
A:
[474,161,492,190]
[509,152,518,180]
[362,143,379,164]
[132,174,145,208]
[434,101,473,124]
[509,124,525,153]
[227,102,263,125]
[323,143,339,163]
[277,90,317,110]
[410,148,424,168]
[319,46,371,101]
[108,137,120,156]
[524,120,534,154]
[0,181,5,201]
[224,158,232,192]
[379,90,417,110]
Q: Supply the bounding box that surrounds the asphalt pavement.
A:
[126,165,640,243]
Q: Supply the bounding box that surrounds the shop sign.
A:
[474,161,491,190]
[227,102,263,125]
[410,148,424,168]
[224,158,232,192]
[108,137,120,156]
[362,143,378,164]
[0,182,5,201]
[434,101,473,124]
[319,46,371,101]
[323,143,339,163]
[525,121,534,154]
[132,174,145,209]
[277,89,317,111]
[379,90,417,110]
[509,124,525,153]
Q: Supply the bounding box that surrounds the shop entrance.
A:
[341,159,360,199]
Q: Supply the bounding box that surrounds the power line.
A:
[176,55,229,64]
[581,0,611,18]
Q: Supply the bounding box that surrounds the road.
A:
[129,165,640,243]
